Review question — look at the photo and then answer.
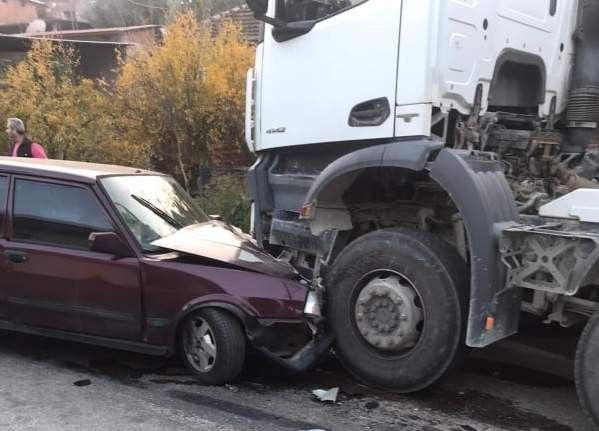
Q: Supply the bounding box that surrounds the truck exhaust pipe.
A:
[564,0,599,153]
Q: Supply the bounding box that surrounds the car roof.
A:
[0,157,162,184]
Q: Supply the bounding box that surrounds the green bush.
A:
[195,174,251,231]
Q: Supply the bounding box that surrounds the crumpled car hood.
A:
[151,221,297,278]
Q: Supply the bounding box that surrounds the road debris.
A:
[364,400,379,410]
[312,387,339,403]
[73,379,92,387]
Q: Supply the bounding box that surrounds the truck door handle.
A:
[4,250,28,264]
[348,97,390,127]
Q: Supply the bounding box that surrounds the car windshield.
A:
[101,175,209,252]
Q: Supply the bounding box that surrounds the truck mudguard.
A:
[304,143,520,348]
[429,149,520,347]
[303,137,444,205]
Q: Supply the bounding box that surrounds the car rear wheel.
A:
[180,308,246,385]
[327,228,468,392]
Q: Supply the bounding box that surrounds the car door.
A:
[0,174,9,320]
[257,0,403,150]
[2,176,143,341]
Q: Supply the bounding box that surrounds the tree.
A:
[116,12,254,190]
[0,41,147,166]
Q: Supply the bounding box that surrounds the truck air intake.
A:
[564,0,599,153]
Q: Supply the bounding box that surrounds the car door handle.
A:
[4,250,28,264]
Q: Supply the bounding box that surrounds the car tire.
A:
[575,312,599,428]
[180,308,246,385]
[327,228,468,392]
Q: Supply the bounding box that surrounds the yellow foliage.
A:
[0,13,254,189]
[116,12,255,188]
[0,41,148,166]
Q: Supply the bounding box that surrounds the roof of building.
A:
[19,24,162,39]
[0,157,159,183]
[210,5,263,44]
[0,20,93,35]
[0,33,132,51]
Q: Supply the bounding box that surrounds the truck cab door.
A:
[257,0,403,150]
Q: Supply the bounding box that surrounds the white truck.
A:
[244,0,599,425]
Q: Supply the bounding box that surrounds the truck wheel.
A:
[575,312,599,427]
[327,228,468,392]
[180,308,246,385]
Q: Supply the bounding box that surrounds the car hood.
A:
[151,221,297,278]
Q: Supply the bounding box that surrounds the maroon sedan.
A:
[0,158,328,384]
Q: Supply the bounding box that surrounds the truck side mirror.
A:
[246,0,268,15]
[246,0,286,27]
[89,232,132,257]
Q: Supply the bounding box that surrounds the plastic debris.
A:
[311,387,339,403]
[73,379,92,387]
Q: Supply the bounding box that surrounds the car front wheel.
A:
[180,308,246,385]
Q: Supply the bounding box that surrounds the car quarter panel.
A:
[140,258,307,347]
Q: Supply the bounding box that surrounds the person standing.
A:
[5,118,48,159]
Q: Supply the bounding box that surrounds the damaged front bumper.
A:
[247,289,334,373]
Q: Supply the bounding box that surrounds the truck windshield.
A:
[101,175,208,252]
[277,0,366,23]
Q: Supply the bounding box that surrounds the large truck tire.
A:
[327,228,468,392]
[575,312,599,428]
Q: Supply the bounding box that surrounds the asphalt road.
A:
[0,325,592,431]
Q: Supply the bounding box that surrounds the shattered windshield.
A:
[101,175,208,252]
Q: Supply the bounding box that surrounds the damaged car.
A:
[0,158,330,384]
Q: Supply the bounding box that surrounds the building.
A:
[23,25,162,47]
[0,0,47,26]
[44,0,83,23]
[0,33,130,81]
[0,0,89,34]
[210,5,263,45]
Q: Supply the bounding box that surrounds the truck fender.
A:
[304,137,444,209]
[304,144,520,348]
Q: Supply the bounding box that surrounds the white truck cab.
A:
[249,0,577,151]
[244,1,599,425]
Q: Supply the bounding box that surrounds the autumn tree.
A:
[116,12,254,190]
[0,40,147,165]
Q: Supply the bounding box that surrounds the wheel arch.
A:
[302,137,444,235]
[304,143,521,347]
[170,301,254,354]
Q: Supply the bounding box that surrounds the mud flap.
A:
[430,149,520,348]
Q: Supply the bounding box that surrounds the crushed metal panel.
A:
[151,221,297,279]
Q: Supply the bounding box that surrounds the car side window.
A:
[0,176,7,233]
[12,179,113,250]
[276,0,367,23]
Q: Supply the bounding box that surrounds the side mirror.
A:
[89,232,132,257]
[246,0,285,27]
[246,0,267,15]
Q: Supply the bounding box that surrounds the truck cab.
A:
[245,0,599,426]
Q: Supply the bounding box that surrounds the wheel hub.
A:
[355,275,423,352]
[184,318,217,373]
